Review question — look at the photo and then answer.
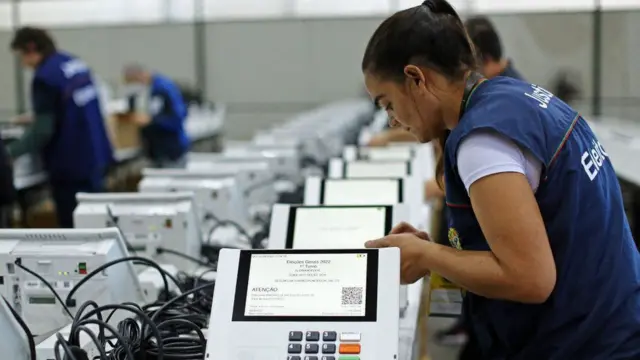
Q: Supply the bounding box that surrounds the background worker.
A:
[123,64,190,169]
[8,26,113,228]
[0,138,16,227]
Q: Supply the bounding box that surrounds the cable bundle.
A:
[9,253,216,360]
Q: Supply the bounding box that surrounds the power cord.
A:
[2,296,36,360]
[204,211,268,249]
[105,204,137,254]
[14,258,74,319]
[65,256,173,308]
[8,252,216,360]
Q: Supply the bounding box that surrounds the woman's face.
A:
[364,66,445,143]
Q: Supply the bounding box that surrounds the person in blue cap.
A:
[122,64,190,169]
[362,1,640,359]
[9,27,113,228]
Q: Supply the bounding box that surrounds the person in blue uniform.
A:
[123,64,189,168]
[0,138,15,227]
[9,27,113,228]
[464,16,524,81]
[362,1,640,359]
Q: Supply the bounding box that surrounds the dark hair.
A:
[551,70,581,105]
[464,16,503,62]
[10,27,56,56]
[361,0,477,189]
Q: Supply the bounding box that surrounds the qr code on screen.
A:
[341,287,363,305]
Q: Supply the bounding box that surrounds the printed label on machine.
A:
[428,273,463,317]
[244,253,368,317]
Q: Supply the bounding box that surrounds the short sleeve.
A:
[456,130,543,194]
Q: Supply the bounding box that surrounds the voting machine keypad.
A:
[287,331,361,360]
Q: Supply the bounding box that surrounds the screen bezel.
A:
[342,161,412,178]
[319,178,403,204]
[232,249,379,322]
[284,205,393,249]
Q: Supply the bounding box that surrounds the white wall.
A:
[0,3,637,138]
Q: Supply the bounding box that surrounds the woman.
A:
[362,1,640,359]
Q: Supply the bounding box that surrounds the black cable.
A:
[73,325,109,360]
[72,300,106,346]
[149,282,216,324]
[105,204,137,254]
[54,333,78,360]
[3,296,36,360]
[145,319,207,359]
[14,258,74,319]
[207,219,252,243]
[70,319,134,360]
[132,260,183,294]
[204,211,253,240]
[65,256,170,308]
[156,247,215,268]
[74,303,164,360]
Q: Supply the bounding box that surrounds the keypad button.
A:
[339,332,361,342]
[322,331,337,341]
[305,331,320,341]
[339,344,361,355]
[288,344,302,354]
[321,357,336,360]
[287,357,301,360]
[305,344,319,354]
[304,357,319,360]
[289,331,303,341]
[322,344,336,354]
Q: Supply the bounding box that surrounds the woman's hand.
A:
[389,221,430,241]
[367,133,390,147]
[365,233,431,284]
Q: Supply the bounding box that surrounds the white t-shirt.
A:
[456,130,543,194]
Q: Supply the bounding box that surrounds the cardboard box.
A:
[106,113,143,150]
[26,199,58,228]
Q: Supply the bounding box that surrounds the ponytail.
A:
[435,130,449,190]
[422,0,474,190]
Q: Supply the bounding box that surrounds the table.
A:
[399,278,425,360]
[10,106,226,227]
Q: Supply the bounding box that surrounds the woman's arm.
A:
[423,131,555,303]
[8,80,56,158]
[422,172,556,303]
[368,127,417,146]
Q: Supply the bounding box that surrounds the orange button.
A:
[339,343,361,354]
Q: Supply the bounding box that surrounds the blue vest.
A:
[444,77,640,359]
[33,52,113,181]
[140,74,190,161]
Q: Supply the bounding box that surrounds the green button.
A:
[339,357,360,360]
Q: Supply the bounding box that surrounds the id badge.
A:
[427,272,463,317]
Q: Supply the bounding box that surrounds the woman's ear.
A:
[403,65,426,87]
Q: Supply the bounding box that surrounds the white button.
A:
[340,332,361,342]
